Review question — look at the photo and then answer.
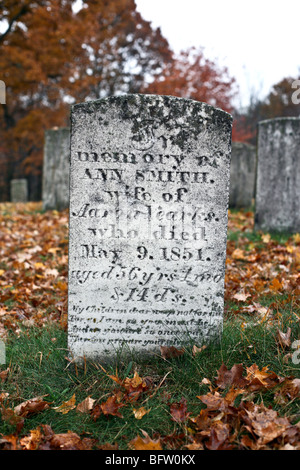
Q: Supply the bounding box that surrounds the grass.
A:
[1,304,299,448]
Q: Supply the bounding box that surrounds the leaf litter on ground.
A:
[0,204,299,449]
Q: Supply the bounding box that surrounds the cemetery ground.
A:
[0,203,299,450]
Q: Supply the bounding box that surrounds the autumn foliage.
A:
[0,0,173,199]
[0,1,242,201]
[143,47,237,113]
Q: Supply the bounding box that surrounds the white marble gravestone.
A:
[42,128,70,211]
[67,94,232,360]
[255,118,300,233]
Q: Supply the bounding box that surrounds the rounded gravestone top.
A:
[258,116,300,127]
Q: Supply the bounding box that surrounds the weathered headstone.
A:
[255,118,300,233]
[42,127,70,211]
[229,142,256,208]
[0,80,5,104]
[67,94,232,360]
[10,179,28,202]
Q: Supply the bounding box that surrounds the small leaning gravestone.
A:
[67,94,233,360]
[229,142,256,208]
[10,179,28,202]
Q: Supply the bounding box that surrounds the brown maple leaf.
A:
[0,367,9,382]
[160,345,185,359]
[100,395,125,418]
[243,403,291,445]
[53,394,76,414]
[14,395,50,418]
[20,428,43,450]
[216,363,249,390]
[246,364,282,391]
[76,396,96,414]
[129,430,162,450]
[39,429,95,450]
[123,371,152,401]
[197,391,224,411]
[205,421,232,450]
[169,397,190,423]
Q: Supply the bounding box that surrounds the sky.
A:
[1,0,299,110]
[135,0,300,109]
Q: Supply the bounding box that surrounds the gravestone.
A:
[229,142,256,208]
[0,80,5,104]
[42,127,70,211]
[255,118,300,233]
[67,94,232,360]
[10,179,28,202]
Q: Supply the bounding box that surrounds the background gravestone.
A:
[229,142,256,208]
[67,94,232,360]
[42,128,70,211]
[255,118,300,233]
[0,80,5,104]
[10,179,28,202]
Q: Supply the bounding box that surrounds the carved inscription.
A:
[67,95,232,359]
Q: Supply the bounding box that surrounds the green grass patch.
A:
[1,310,299,448]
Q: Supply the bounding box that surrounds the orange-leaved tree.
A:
[231,76,300,145]
[142,47,238,114]
[260,77,300,119]
[0,0,173,200]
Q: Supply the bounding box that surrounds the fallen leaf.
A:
[100,395,125,418]
[76,396,96,414]
[232,292,251,302]
[14,396,50,417]
[53,394,76,414]
[39,429,95,450]
[205,421,232,450]
[274,378,300,403]
[292,233,300,244]
[269,278,283,291]
[129,430,162,450]
[262,234,271,243]
[246,364,281,391]
[0,368,9,382]
[197,392,224,411]
[1,406,24,425]
[244,403,290,445]
[232,248,245,260]
[133,406,150,419]
[90,404,102,421]
[0,434,20,450]
[0,392,9,403]
[44,268,59,277]
[123,371,151,401]
[215,363,248,390]
[97,442,119,450]
[276,328,292,349]
[124,371,144,389]
[192,345,207,356]
[20,428,43,450]
[160,346,185,359]
[169,397,190,423]
[184,441,204,450]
